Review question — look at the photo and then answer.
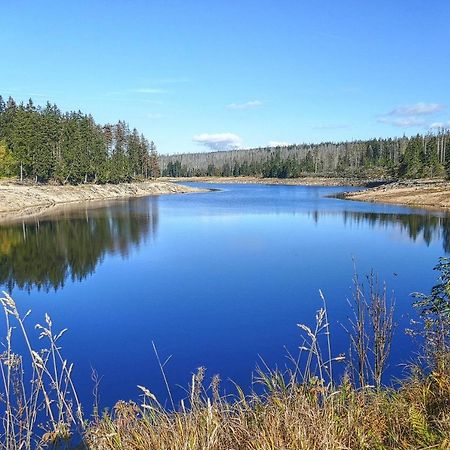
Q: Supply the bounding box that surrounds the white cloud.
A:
[377,117,426,127]
[226,100,263,110]
[389,102,445,116]
[268,141,291,147]
[193,133,242,151]
[378,102,445,128]
[430,120,450,129]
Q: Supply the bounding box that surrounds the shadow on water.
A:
[0,197,159,292]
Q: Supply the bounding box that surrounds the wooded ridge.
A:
[161,132,450,180]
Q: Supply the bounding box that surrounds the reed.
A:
[0,292,83,449]
[1,263,450,449]
[85,282,449,450]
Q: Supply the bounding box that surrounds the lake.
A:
[0,182,449,410]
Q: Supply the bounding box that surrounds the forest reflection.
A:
[0,197,158,292]
[309,209,450,252]
[1,198,449,293]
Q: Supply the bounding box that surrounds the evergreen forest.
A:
[161,132,450,180]
[0,96,160,183]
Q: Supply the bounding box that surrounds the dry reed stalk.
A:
[0,291,84,449]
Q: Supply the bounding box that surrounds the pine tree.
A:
[148,141,160,178]
[0,96,158,184]
[398,136,424,178]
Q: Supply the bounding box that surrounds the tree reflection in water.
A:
[1,197,449,293]
[309,209,450,253]
[0,197,158,292]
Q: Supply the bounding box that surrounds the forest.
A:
[161,132,450,180]
[2,94,449,184]
[0,96,160,184]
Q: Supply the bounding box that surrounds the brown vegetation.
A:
[1,264,450,449]
[85,365,450,450]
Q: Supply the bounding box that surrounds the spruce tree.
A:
[148,141,160,178]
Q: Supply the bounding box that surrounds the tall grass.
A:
[0,292,83,449]
[85,273,449,450]
[1,263,450,449]
[346,271,396,389]
[85,329,450,450]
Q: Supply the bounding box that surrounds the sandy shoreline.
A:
[162,176,382,187]
[164,176,450,211]
[341,179,450,210]
[0,180,204,223]
[1,177,450,223]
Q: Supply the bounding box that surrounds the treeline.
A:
[0,96,160,184]
[161,132,450,179]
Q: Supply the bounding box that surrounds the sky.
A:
[1,0,450,154]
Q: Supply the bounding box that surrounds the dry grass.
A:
[0,292,84,449]
[85,287,450,450]
[85,357,450,450]
[1,270,449,449]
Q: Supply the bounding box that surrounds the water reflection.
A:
[309,210,450,252]
[1,194,450,293]
[0,197,158,292]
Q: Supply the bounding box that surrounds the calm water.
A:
[1,182,449,409]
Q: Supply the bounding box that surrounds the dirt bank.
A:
[0,180,204,223]
[342,179,450,210]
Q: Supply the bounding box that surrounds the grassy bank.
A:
[1,262,449,449]
[85,362,450,449]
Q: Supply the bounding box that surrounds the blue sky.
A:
[1,0,450,154]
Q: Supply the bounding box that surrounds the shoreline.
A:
[162,175,383,187]
[0,180,205,223]
[341,179,450,211]
[163,176,450,211]
[1,177,450,223]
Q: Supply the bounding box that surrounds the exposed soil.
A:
[164,176,450,211]
[0,179,204,223]
[161,176,384,187]
[341,179,450,210]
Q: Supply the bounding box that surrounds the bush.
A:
[0,140,17,178]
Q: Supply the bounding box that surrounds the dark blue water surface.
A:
[1,182,449,410]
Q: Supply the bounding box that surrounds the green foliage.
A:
[397,134,445,179]
[0,95,159,184]
[398,136,423,178]
[0,140,17,177]
[412,257,450,358]
[162,133,450,180]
